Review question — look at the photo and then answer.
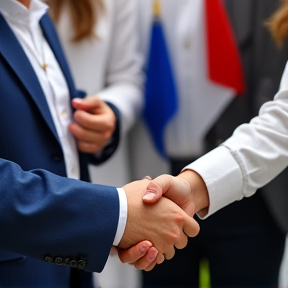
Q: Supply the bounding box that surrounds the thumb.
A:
[143,174,196,217]
[71,96,101,112]
[143,174,174,203]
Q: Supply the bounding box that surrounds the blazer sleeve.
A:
[0,158,119,272]
[97,0,144,136]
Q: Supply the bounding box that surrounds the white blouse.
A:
[187,61,288,217]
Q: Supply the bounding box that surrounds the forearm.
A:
[177,169,210,217]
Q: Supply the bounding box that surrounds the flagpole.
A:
[153,0,161,18]
[142,0,178,158]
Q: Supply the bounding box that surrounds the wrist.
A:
[178,169,210,217]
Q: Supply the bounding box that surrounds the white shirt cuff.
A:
[113,188,128,246]
[183,146,244,218]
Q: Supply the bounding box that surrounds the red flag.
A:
[205,0,245,95]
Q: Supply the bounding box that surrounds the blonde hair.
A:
[48,0,104,42]
[267,0,288,46]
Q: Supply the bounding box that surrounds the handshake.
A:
[116,169,210,271]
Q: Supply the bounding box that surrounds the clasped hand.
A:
[117,171,207,271]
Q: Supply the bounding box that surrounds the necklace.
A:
[39,33,48,72]
[41,62,48,72]
[28,28,48,73]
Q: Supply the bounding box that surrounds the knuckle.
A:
[175,213,185,224]
[166,230,180,246]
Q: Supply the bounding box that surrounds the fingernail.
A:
[140,245,149,254]
[147,251,157,262]
[143,192,156,201]
[73,98,82,103]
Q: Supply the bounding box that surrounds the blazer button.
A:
[63,258,70,266]
[70,260,77,267]
[51,153,63,162]
[44,255,53,263]
[55,257,63,265]
[77,260,87,269]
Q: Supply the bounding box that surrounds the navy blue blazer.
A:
[0,13,120,288]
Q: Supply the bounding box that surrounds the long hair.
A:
[48,0,104,42]
[267,0,288,46]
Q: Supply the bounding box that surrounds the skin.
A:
[69,97,116,153]
[118,170,209,270]
[117,241,164,271]
[143,170,210,217]
[18,0,30,8]
[119,178,200,260]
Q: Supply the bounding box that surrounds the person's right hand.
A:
[68,96,116,153]
[118,178,200,260]
[142,170,210,217]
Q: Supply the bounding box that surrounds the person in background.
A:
[48,0,144,286]
[0,0,200,287]
[130,0,287,287]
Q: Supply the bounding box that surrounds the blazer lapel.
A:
[40,13,77,100]
[0,13,59,141]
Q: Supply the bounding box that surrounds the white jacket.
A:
[56,0,144,187]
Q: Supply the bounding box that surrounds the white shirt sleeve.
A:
[113,188,128,246]
[184,146,243,218]
[184,61,288,218]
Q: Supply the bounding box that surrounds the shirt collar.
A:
[0,0,48,25]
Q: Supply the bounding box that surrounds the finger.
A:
[117,241,153,264]
[162,246,175,260]
[143,260,157,272]
[73,109,115,132]
[77,140,104,153]
[131,247,159,270]
[71,96,102,112]
[68,123,110,145]
[143,252,166,271]
[173,232,188,250]
[182,213,200,238]
[143,175,196,217]
[110,246,118,256]
[143,174,174,203]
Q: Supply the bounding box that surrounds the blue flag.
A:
[143,11,178,158]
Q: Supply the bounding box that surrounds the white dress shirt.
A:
[0,0,126,246]
[186,60,288,218]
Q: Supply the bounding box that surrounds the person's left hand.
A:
[68,96,116,153]
[117,241,164,271]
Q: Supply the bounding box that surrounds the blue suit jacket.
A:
[0,13,120,288]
